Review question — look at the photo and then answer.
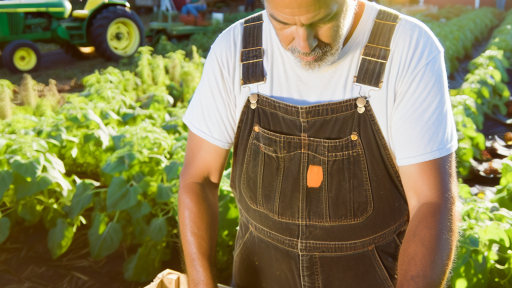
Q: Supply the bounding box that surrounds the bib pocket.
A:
[241,129,288,217]
[326,144,373,223]
[241,125,372,224]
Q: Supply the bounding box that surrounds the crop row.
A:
[0,45,241,282]
[417,7,502,75]
[449,8,512,288]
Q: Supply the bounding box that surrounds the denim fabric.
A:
[181,3,206,17]
[241,13,265,85]
[230,96,409,288]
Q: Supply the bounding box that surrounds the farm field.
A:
[2,5,512,288]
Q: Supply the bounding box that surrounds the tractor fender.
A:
[83,1,132,34]
[53,25,71,44]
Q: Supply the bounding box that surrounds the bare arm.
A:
[178,131,230,288]
[396,152,459,288]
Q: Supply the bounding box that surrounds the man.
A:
[178,0,459,287]
[181,0,207,18]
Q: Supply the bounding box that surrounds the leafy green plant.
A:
[453,184,512,287]
[488,9,512,62]
[417,7,502,75]
[0,44,240,283]
[0,81,13,120]
[451,95,485,177]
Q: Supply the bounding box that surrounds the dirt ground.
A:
[0,216,184,288]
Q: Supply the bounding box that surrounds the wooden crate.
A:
[145,269,231,288]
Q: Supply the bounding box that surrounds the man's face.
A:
[265,0,357,70]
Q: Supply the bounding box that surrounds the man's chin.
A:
[294,54,335,71]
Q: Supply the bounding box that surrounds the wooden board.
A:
[145,269,232,288]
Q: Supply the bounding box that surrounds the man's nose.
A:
[294,26,318,53]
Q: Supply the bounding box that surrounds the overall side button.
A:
[250,94,258,109]
[356,97,366,114]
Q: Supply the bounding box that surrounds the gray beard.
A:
[287,2,357,71]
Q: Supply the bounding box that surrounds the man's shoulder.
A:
[392,10,444,55]
[210,12,265,58]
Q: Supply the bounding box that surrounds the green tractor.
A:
[0,0,144,73]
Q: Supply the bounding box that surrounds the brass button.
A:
[356,97,366,107]
[250,103,257,109]
[357,106,365,114]
[254,125,260,132]
[249,94,258,103]
[351,132,358,140]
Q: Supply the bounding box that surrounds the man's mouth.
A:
[297,55,318,61]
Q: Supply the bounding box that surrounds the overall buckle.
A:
[242,78,266,109]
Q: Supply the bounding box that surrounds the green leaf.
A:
[88,213,122,259]
[132,218,149,243]
[47,218,74,259]
[481,222,510,248]
[42,206,66,230]
[491,68,502,83]
[102,152,137,175]
[10,158,42,179]
[0,170,13,200]
[127,201,151,219]
[148,217,167,242]
[17,199,42,225]
[43,163,72,195]
[164,161,180,181]
[156,183,173,203]
[0,217,11,245]
[106,177,138,212]
[459,183,472,199]
[123,241,164,282]
[45,153,66,174]
[14,173,53,200]
[32,139,49,153]
[68,181,97,219]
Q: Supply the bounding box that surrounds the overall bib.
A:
[230,9,409,288]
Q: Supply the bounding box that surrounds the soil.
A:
[0,219,184,288]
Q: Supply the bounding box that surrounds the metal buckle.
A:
[353,76,382,100]
[241,77,266,95]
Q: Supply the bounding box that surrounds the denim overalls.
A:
[230,9,409,288]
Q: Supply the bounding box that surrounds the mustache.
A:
[287,44,332,58]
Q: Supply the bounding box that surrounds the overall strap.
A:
[355,8,400,89]
[241,13,265,86]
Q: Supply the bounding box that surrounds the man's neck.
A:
[343,1,366,46]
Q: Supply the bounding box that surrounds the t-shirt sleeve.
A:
[390,48,458,166]
[182,29,239,150]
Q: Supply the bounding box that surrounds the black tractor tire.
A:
[2,40,41,74]
[89,6,145,61]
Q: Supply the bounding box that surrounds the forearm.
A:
[396,200,459,288]
[178,181,219,288]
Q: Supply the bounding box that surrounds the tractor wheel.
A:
[2,40,41,73]
[89,6,144,61]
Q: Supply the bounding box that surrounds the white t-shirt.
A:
[183,1,458,166]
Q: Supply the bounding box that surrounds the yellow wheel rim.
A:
[13,47,37,71]
[107,18,140,56]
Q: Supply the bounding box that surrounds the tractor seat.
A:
[71,0,103,19]
[72,10,89,18]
